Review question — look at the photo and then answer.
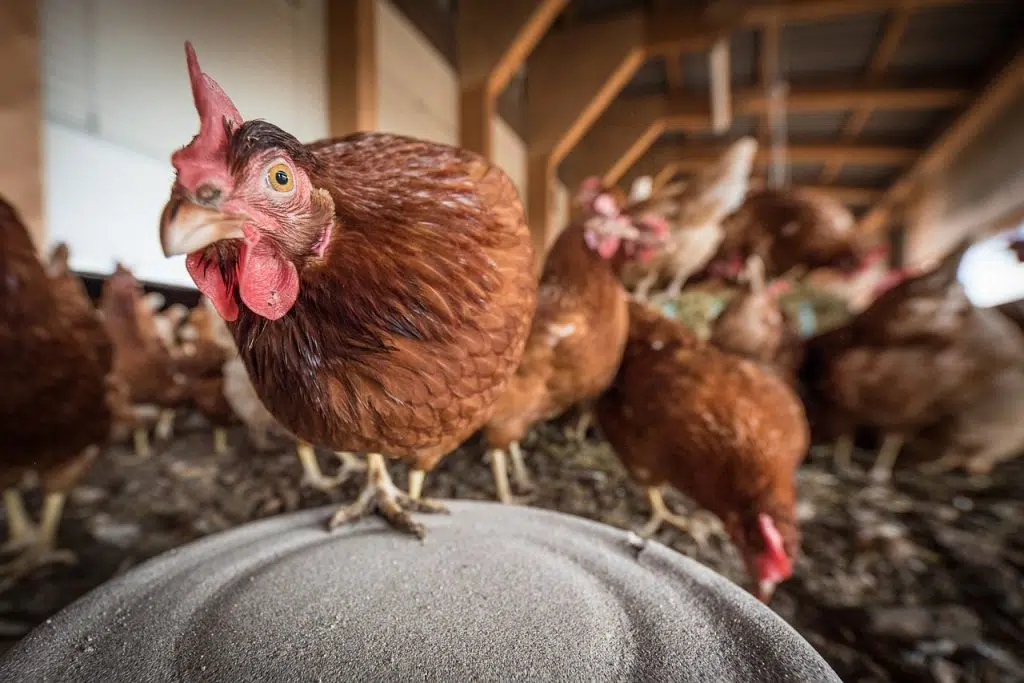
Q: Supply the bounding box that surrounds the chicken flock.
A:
[2,43,1023,604]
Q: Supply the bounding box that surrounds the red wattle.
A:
[237,240,299,321]
[186,252,239,321]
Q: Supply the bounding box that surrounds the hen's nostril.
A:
[196,184,221,204]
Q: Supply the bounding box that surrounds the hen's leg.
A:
[488,449,531,505]
[657,269,691,303]
[328,453,447,539]
[833,434,854,472]
[640,487,713,547]
[155,409,176,441]
[335,451,367,482]
[296,441,344,492]
[0,493,76,592]
[1,489,37,553]
[565,404,594,444]
[508,441,535,494]
[407,469,425,500]
[869,433,905,483]
[133,428,151,458]
[212,427,229,455]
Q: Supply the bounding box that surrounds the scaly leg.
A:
[212,427,229,455]
[296,441,344,492]
[565,406,593,444]
[328,454,447,539]
[334,451,367,482]
[488,449,531,505]
[133,428,151,458]
[154,409,176,441]
[2,489,37,553]
[640,487,713,547]
[407,469,425,500]
[869,433,905,483]
[508,441,535,494]
[833,433,854,472]
[0,493,76,592]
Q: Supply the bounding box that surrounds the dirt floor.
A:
[1,415,1022,683]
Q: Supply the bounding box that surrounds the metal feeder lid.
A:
[1,501,839,682]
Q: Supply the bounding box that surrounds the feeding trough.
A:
[0,502,839,681]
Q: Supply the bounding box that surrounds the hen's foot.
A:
[640,487,717,547]
[0,544,76,593]
[488,448,535,505]
[1,490,36,555]
[564,410,594,444]
[508,442,536,495]
[296,442,361,492]
[328,454,447,539]
[0,493,74,592]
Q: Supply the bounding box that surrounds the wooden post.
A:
[457,0,568,159]
[0,0,43,250]
[327,0,378,137]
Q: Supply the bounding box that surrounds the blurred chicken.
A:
[221,355,284,450]
[801,239,1023,482]
[100,265,187,457]
[709,255,802,385]
[482,178,667,503]
[718,186,889,281]
[622,137,758,301]
[177,300,238,454]
[0,200,114,588]
[596,301,808,602]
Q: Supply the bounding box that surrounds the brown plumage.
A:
[709,256,802,385]
[596,302,808,602]
[719,187,887,279]
[0,199,110,587]
[100,265,188,456]
[801,240,1023,481]
[178,303,239,454]
[159,43,535,536]
[996,298,1024,333]
[482,183,664,503]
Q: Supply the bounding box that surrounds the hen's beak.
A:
[160,198,245,257]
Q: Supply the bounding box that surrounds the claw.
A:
[328,454,447,539]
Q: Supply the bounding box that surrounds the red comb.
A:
[171,42,243,189]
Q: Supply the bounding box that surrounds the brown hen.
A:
[158,43,535,537]
[801,239,1022,481]
[596,302,809,601]
[100,265,187,457]
[482,179,666,503]
[0,200,111,588]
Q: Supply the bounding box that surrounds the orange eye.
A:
[267,163,294,192]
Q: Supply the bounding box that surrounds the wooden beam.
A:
[457,0,568,158]
[622,142,917,190]
[327,0,378,137]
[0,0,42,250]
[645,0,967,56]
[859,46,1024,233]
[579,85,965,185]
[527,12,648,252]
[561,96,672,191]
[821,6,912,183]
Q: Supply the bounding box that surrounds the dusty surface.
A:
[1,415,1022,682]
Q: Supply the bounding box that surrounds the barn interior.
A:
[1,1,1023,681]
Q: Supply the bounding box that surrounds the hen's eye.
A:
[267,163,294,192]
